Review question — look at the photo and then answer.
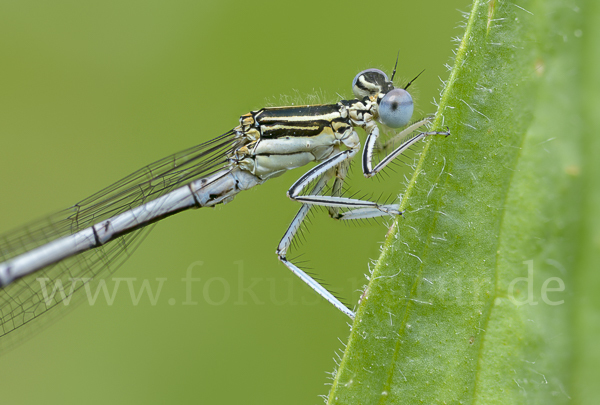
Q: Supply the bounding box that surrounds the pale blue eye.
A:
[378,88,413,128]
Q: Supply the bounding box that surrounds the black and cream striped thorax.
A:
[227,97,378,180]
[236,98,376,140]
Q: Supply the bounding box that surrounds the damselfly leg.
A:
[276,115,449,318]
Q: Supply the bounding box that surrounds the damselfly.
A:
[0,62,449,342]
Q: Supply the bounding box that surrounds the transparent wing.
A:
[0,130,243,349]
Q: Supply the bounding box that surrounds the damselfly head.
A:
[352,67,414,128]
[352,69,394,99]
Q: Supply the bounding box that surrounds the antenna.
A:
[390,50,400,82]
[404,69,425,90]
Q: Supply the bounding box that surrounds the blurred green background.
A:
[0,1,468,403]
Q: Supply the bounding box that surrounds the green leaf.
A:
[328,0,596,403]
[572,0,600,403]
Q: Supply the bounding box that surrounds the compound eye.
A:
[352,69,390,98]
[378,88,414,128]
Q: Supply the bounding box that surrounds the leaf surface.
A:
[328,0,591,403]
